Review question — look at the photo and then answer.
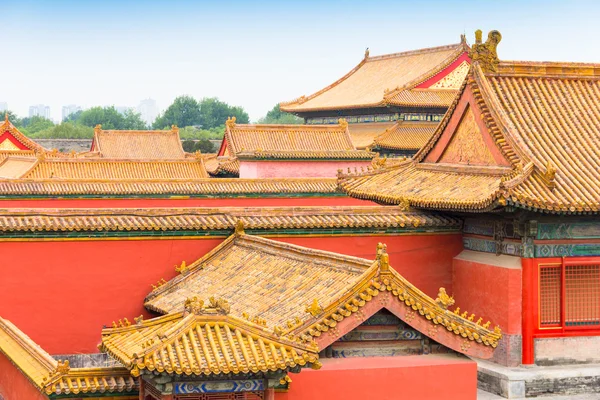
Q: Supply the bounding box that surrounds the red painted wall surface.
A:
[276,355,477,400]
[0,351,48,400]
[0,233,461,354]
[452,255,522,335]
[0,196,374,208]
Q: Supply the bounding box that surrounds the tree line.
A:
[4,97,302,152]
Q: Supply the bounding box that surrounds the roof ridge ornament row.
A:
[469,29,502,73]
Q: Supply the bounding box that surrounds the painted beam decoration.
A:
[174,380,264,394]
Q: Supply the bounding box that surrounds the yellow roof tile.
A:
[145,233,502,354]
[0,177,338,196]
[347,122,395,149]
[92,126,185,159]
[204,155,240,176]
[100,309,319,377]
[223,118,373,160]
[341,35,600,213]
[0,206,461,233]
[18,158,209,179]
[0,157,38,178]
[281,41,468,112]
[0,317,137,396]
[145,233,371,327]
[385,89,459,108]
[374,121,439,151]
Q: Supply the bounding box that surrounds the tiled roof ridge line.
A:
[237,234,373,270]
[144,234,238,303]
[0,118,48,153]
[367,41,466,62]
[497,60,600,77]
[382,43,468,103]
[279,57,369,109]
[290,257,502,350]
[0,317,58,383]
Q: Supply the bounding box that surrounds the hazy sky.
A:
[2,0,599,122]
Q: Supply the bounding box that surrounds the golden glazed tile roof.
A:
[0,206,461,233]
[145,233,501,355]
[373,121,439,151]
[145,233,372,326]
[0,117,47,152]
[0,317,137,396]
[341,32,600,213]
[223,119,373,160]
[92,125,185,159]
[384,89,459,108]
[0,177,338,196]
[347,122,396,149]
[280,41,468,112]
[100,309,319,377]
[5,157,209,180]
[0,157,38,178]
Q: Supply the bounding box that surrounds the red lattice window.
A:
[565,264,600,327]
[538,260,600,331]
[540,266,561,327]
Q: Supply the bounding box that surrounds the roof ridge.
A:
[496,60,600,77]
[367,42,465,62]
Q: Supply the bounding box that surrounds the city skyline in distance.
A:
[3,0,600,122]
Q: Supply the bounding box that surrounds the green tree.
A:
[19,116,55,135]
[29,122,94,139]
[153,96,202,129]
[78,106,146,130]
[198,97,249,129]
[196,139,215,153]
[64,110,83,123]
[182,139,196,152]
[257,104,303,124]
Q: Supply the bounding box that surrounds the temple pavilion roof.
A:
[0,317,138,396]
[144,229,502,358]
[100,307,320,378]
[340,30,600,214]
[90,124,186,159]
[280,40,469,113]
[219,117,374,160]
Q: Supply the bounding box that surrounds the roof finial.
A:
[542,161,557,189]
[338,118,348,130]
[364,47,370,59]
[4,112,8,123]
[376,242,389,273]
[460,33,467,44]
[468,30,502,73]
[225,116,236,130]
[234,220,245,236]
[94,124,102,134]
[171,124,179,134]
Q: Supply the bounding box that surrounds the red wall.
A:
[0,233,461,354]
[277,356,476,400]
[0,196,373,209]
[0,351,47,400]
[452,255,522,335]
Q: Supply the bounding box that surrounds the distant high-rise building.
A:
[0,102,7,113]
[29,104,51,119]
[62,104,82,121]
[137,98,158,127]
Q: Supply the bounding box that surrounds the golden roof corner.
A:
[225,116,237,129]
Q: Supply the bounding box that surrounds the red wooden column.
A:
[265,388,275,400]
[521,257,536,364]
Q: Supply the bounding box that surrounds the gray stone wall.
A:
[535,336,600,365]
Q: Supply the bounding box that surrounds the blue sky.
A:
[2,0,599,122]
